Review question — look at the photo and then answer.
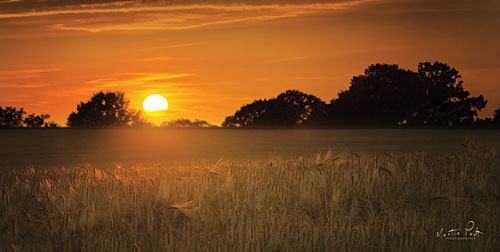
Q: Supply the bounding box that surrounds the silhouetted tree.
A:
[327,64,422,125]
[67,91,140,128]
[276,90,326,125]
[223,90,325,127]
[161,118,212,128]
[494,105,500,125]
[223,99,269,127]
[474,117,493,127]
[24,113,50,128]
[416,62,487,125]
[44,121,59,128]
[0,106,55,128]
[0,106,26,128]
[327,62,487,126]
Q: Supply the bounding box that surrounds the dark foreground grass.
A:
[1,150,499,251]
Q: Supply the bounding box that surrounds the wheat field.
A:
[1,149,499,251]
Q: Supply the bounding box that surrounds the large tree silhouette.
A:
[327,62,487,126]
[67,91,138,128]
[327,64,422,125]
[223,90,325,127]
[416,62,487,125]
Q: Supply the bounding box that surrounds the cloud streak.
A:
[0,68,59,89]
[138,42,203,51]
[0,1,375,33]
[0,68,61,75]
[0,1,373,18]
[0,83,49,88]
[0,0,21,3]
[269,56,307,64]
[87,72,192,87]
[0,0,368,14]
[0,0,496,36]
[135,57,173,62]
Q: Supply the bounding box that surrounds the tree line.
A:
[1,61,499,128]
[0,106,57,128]
[223,62,499,127]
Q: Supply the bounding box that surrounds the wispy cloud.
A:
[136,57,173,62]
[359,0,500,14]
[0,1,374,18]
[0,0,495,35]
[138,42,203,51]
[294,76,330,80]
[0,0,21,3]
[0,83,49,88]
[269,56,307,64]
[47,11,301,32]
[0,1,376,33]
[0,68,61,75]
[0,68,60,87]
[87,72,193,87]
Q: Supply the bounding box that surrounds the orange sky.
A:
[0,0,499,125]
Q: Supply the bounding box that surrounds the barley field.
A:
[1,147,499,251]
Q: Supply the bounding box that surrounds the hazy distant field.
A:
[1,129,500,169]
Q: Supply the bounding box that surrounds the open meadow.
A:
[1,129,500,251]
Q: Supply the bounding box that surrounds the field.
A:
[1,129,500,169]
[1,129,500,251]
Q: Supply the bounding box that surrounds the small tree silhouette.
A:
[494,105,500,125]
[161,118,212,128]
[24,113,50,128]
[0,106,26,128]
[0,106,54,128]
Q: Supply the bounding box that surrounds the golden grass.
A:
[1,150,499,251]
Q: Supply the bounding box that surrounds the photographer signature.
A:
[435,221,485,240]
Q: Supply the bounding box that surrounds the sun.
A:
[143,94,168,117]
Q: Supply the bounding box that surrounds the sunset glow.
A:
[0,0,498,125]
[1,1,500,250]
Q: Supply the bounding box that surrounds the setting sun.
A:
[143,94,168,117]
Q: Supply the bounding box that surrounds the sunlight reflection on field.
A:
[0,129,500,170]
